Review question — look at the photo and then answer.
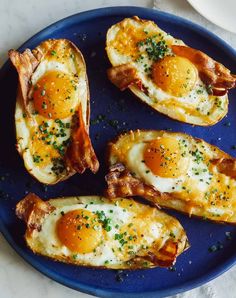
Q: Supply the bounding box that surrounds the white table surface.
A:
[1,1,236,297]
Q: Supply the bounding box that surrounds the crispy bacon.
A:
[107,63,144,91]
[127,240,180,268]
[8,49,42,115]
[16,193,54,232]
[65,104,99,174]
[145,240,178,267]
[105,163,168,202]
[211,158,236,179]
[172,45,236,96]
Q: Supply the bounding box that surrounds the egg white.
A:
[126,134,213,194]
[37,203,131,265]
[127,143,183,193]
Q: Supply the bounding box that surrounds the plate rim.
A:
[1,6,236,298]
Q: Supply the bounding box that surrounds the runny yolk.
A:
[144,137,189,178]
[33,70,78,119]
[31,138,60,168]
[152,56,198,97]
[57,209,102,254]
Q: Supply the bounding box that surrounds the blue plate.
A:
[0,6,236,298]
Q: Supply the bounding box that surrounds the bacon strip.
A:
[211,158,236,179]
[105,163,167,202]
[126,240,179,268]
[145,240,178,267]
[16,193,54,232]
[172,45,236,96]
[8,49,41,115]
[65,104,99,174]
[107,63,144,91]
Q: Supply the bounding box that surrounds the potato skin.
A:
[106,16,230,126]
[106,129,236,224]
[16,193,189,269]
[11,39,98,185]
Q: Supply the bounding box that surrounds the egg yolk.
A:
[57,209,102,254]
[152,56,198,97]
[110,24,153,58]
[31,138,60,168]
[33,70,78,119]
[144,137,189,178]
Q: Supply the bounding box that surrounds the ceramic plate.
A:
[187,0,236,33]
[0,6,236,298]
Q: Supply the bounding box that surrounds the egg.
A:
[9,39,99,184]
[106,130,236,224]
[106,17,236,126]
[16,193,189,269]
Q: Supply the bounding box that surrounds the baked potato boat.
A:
[105,130,236,224]
[106,17,236,126]
[9,39,99,185]
[16,193,189,269]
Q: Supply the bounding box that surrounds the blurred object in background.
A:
[153,0,236,47]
